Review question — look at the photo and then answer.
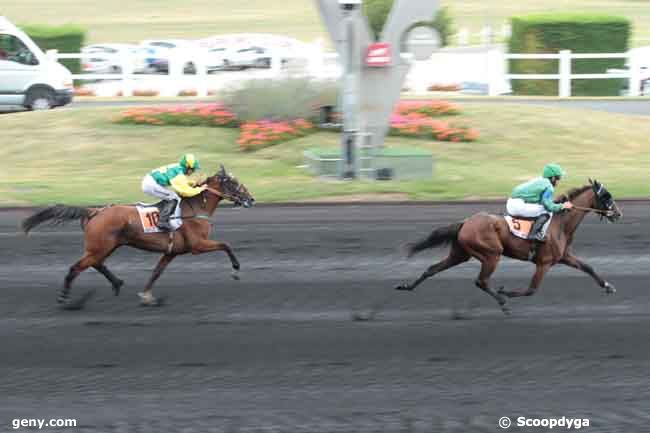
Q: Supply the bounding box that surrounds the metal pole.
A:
[340,2,362,179]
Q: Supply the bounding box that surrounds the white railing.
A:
[487,49,643,97]
[48,49,287,97]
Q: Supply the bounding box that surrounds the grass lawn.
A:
[2,0,650,47]
[0,103,648,206]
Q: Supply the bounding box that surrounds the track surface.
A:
[1,203,649,432]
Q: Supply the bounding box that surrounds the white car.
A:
[205,46,229,72]
[139,39,201,74]
[81,44,143,74]
[0,16,73,110]
[224,46,271,69]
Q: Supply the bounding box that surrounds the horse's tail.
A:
[407,221,464,257]
[21,205,92,234]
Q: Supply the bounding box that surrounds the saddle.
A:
[136,200,168,213]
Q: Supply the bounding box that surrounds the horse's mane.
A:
[555,184,591,203]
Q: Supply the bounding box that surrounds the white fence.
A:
[48,49,292,97]
[50,47,646,98]
[487,49,644,97]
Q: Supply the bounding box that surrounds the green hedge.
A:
[508,13,630,96]
[21,24,85,74]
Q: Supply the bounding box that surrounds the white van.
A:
[0,16,73,110]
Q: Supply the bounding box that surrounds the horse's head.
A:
[206,165,255,208]
[589,178,622,222]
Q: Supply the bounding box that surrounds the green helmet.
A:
[543,163,565,179]
[180,154,200,171]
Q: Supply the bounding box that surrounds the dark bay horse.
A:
[22,165,254,307]
[396,180,622,314]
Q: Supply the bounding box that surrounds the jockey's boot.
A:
[158,199,177,230]
[529,214,550,242]
[528,214,550,261]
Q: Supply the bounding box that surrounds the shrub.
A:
[365,1,453,48]
[22,24,85,74]
[222,77,338,123]
[508,13,630,96]
[364,0,394,40]
[431,6,454,48]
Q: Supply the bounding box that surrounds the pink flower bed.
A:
[238,119,315,151]
[389,100,478,142]
[115,104,239,128]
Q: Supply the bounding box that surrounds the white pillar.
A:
[487,48,502,96]
[194,49,208,97]
[628,51,641,97]
[120,50,134,97]
[558,49,571,98]
[457,28,469,46]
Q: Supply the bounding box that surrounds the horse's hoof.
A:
[113,280,124,296]
[394,284,413,291]
[61,290,95,311]
[500,304,512,316]
[57,293,69,304]
[231,270,240,281]
[604,282,616,295]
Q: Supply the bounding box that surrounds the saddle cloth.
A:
[136,201,182,233]
[504,215,535,240]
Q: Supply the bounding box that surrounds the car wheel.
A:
[223,59,231,70]
[184,62,197,75]
[26,88,55,110]
[110,65,122,74]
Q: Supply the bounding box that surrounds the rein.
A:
[572,205,613,216]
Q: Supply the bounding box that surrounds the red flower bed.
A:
[238,119,315,151]
[115,104,239,128]
[395,100,461,117]
[389,112,478,142]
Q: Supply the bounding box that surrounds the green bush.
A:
[222,78,338,123]
[508,13,630,96]
[364,0,453,48]
[431,6,454,48]
[364,0,394,41]
[22,24,85,74]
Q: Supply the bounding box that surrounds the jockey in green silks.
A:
[506,163,574,241]
[141,154,206,230]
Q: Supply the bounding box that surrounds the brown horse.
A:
[22,165,254,307]
[396,180,622,314]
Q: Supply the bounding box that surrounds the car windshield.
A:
[0,33,38,65]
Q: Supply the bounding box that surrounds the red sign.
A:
[365,43,391,67]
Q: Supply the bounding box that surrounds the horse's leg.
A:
[560,254,615,294]
[93,264,124,296]
[139,254,176,306]
[192,239,240,278]
[61,252,99,303]
[499,263,551,298]
[395,244,469,291]
[474,256,509,314]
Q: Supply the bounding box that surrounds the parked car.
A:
[139,39,200,74]
[81,43,144,74]
[0,16,73,110]
[224,46,271,69]
[205,46,229,72]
